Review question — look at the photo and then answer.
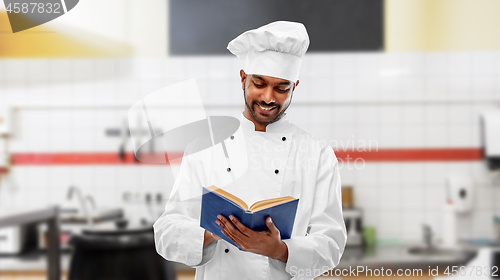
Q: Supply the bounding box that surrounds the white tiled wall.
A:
[1,52,500,243]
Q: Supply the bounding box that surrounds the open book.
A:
[200,185,299,249]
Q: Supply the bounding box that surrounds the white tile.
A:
[331,78,356,100]
[448,52,471,75]
[49,110,72,129]
[401,163,425,187]
[355,126,379,151]
[401,210,424,242]
[424,163,448,185]
[49,130,73,152]
[72,167,95,190]
[49,84,72,105]
[423,53,448,76]
[308,54,333,78]
[27,167,50,189]
[425,125,448,147]
[48,167,72,191]
[362,209,379,228]
[26,85,50,104]
[424,185,446,210]
[332,54,355,77]
[94,166,117,190]
[378,77,401,99]
[472,77,495,98]
[338,167,356,186]
[401,53,424,76]
[6,59,27,84]
[448,104,474,125]
[49,59,72,83]
[448,125,473,147]
[474,185,494,210]
[378,105,402,125]
[377,210,402,239]
[471,210,495,239]
[378,187,401,210]
[354,186,378,210]
[332,106,356,126]
[378,163,402,187]
[471,52,495,75]
[355,77,378,100]
[72,83,95,104]
[402,188,424,210]
[356,105,378,126]
[402,76,425,99]
[448,76,471,98]
[378,125,402,148]
[27,59,50,84]
[402,105,425,125]
[26,129,51,152]
[354,164,379,186]
[354,53,380,78]
[424,77,448,98]
[425,104,448,125]
[402,125,425,147]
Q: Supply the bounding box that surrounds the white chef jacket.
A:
[153,112,347,280]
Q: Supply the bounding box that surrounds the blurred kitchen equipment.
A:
[343,208,363,247]
[495,215,500,241]
[446,174,474,214]
[68,228,175,280]
[481,111,500,177]
[362,226,376,248]
[442,200,458,248]
[67,186,93,226]
[341,186,354,209]
[422,224,433,249]
[0,223,37,254]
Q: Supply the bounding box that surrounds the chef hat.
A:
[227,21,310,82]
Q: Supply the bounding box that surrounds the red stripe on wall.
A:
[334,148,483,162]
[10,148,482,165]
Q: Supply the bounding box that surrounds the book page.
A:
[249,196,296,212]
[208,185,249,210]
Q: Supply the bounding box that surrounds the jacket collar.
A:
[239,112,290,133]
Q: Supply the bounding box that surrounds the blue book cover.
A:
[200,186,299,249]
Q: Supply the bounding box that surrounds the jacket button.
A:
[227,167,231,172]
[225,249,229,253]
[230,136,234,140]
[275,169,279,174]
[282,137,286,141]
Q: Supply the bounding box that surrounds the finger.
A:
[229,215,250,237]
[266,217,280,236]
[218,215,247,243]
[221,228,245,248]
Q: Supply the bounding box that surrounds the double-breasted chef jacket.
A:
[153,112,347,280]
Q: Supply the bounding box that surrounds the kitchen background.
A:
[1,0,500,279]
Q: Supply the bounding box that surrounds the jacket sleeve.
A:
[153,151,217,267]
[282,146,347,279]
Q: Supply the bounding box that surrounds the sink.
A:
[408,246,476,258]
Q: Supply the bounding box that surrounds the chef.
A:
[153,21,347,280]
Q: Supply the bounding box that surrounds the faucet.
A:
[67,186,93,226]
[423,224,433,249]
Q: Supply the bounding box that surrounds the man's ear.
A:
[240,70,246,90]
[293,80,300,91]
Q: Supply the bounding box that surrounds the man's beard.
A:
[243,87,291,125]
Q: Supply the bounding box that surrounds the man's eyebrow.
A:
[252,75,291,86]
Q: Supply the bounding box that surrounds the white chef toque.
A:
[227,21,310,82]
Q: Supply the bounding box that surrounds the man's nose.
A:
[261,87,276,104]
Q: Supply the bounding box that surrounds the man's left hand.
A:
[216,214,288,262]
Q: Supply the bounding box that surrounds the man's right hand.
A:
[203,230,221,247]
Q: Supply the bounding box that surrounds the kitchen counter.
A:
[337,245,478,270]
[0,206,61,280]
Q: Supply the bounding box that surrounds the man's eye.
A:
[276,88,288,93]
[253,82,265,88]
